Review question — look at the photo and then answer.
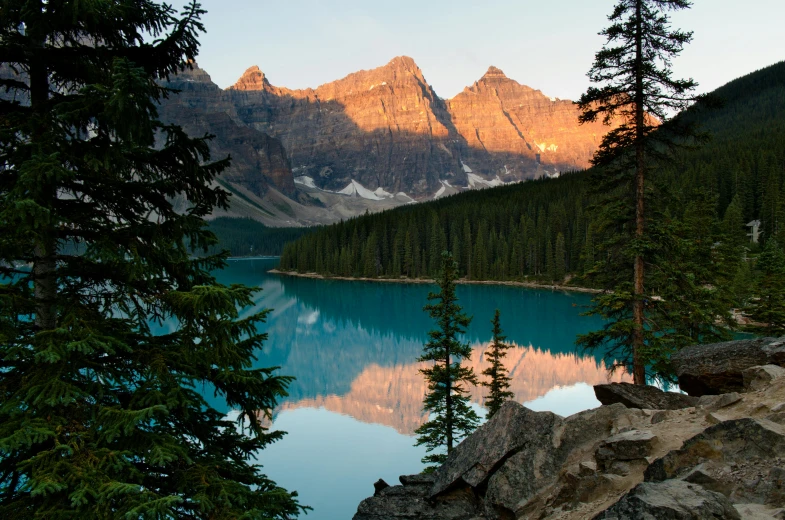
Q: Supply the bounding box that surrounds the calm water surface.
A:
[200,258,626,519]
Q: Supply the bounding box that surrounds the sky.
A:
[191,0,785,101]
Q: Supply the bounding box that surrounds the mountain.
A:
[158,57,619,225]
[279,61,785,281]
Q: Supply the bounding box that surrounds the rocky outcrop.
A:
[446,66,617,181]
[159,57,620,210]
[159,64,297,198]
[594,382,699,410]
[671,337,785,396]
[593,480,740,520]
[353,338,785,520]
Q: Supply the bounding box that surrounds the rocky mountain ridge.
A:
[158,57,617,224]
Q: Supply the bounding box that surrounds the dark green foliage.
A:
[206,217,313,257]
[747,240,785,335]
[278,62,785,292]
[0,1,302,518]
[480,310,514,418]
[415,252,480,468]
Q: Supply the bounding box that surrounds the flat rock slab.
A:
[430,401,561,497]
[671,337,785,396]
[744,364,785,392]
[594,382,698,410]
[697,392,743,412]
[593,480,740,519]
[596,430,658,469]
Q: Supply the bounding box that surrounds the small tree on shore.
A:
[416,251,480,468]
[481,310,514,418]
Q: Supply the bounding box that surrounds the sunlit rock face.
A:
[227,57,464,196]
[272,342,630,434]
[158,57,621,204]
[446,66,616,179]
[222,57,619,197]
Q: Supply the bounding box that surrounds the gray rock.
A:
[483,404,632,518]
[579,460,598,476]
[354,480,483,520]
[373,479,390,496]
[697,392,743,412]
[772,402,785,413]
[645,418,785,504]
[594,382,698,410]
[767,412,785,425]
[671,337,785,396]
[595,430,658,470]
[593,480,740,519]
[430,401,561,497]
[683,463,734,497]
[651,410,670,424]
[767,467,785,507]
[399,473,436,486]
[733,504,785,520]
[743,364,785,392]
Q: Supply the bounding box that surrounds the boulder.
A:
[697,392,743,411]
[373,479,389,496]
[593,480,740,519]
[645,418,785,503]
[483,404,633,518]
[743,364,785,392]
[671,337,785,396]
[595,430,658,470]
[594,382,698,410]
[430,401,561,497]
[354,473,483,520]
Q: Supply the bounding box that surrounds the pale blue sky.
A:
[192,0,784,101]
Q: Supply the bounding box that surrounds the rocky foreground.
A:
[353,337,785,519]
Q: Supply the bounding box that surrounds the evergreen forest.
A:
[280,61,785,292]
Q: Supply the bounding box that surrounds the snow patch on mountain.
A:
[338,180,386,200]
[294,175,317,188]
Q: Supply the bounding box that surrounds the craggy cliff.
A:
[353,337,785,519]
[157,57,617,222]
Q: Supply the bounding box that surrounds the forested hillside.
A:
[280,61,785,283]
[207,217,313,256]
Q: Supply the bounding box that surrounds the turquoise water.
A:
[206,258,623,519]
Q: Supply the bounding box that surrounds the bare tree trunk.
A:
[29,6,57,332]
[632,0,646,385]
[445,344,453,453]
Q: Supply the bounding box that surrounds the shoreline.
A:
[267,269,602,294]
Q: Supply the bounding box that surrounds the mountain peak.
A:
[482,66,508,81]
[231,65,269,91]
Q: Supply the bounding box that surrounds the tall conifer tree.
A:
[0,1,302,517]
[577,0,700,384]
[481,310,514,418]
[415,252,479,468]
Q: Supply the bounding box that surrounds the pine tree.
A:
[0,2,302,517]
[481,310,514,418]
[577,0,700,384]
[415,252,480,468]
[747,240,785,335]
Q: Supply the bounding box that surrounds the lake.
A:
[205,258,628,519]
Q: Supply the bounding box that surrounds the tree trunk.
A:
[445,343,453,453]
[632,0,646,385]
[29,7,57,332]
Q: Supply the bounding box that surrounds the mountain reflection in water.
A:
[206,258,630,520]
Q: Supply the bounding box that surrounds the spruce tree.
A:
[0,2,302,517]
[747,240,785,335]
[481,310,514,418]
[577,0,700,384]
[415,252,480,468]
